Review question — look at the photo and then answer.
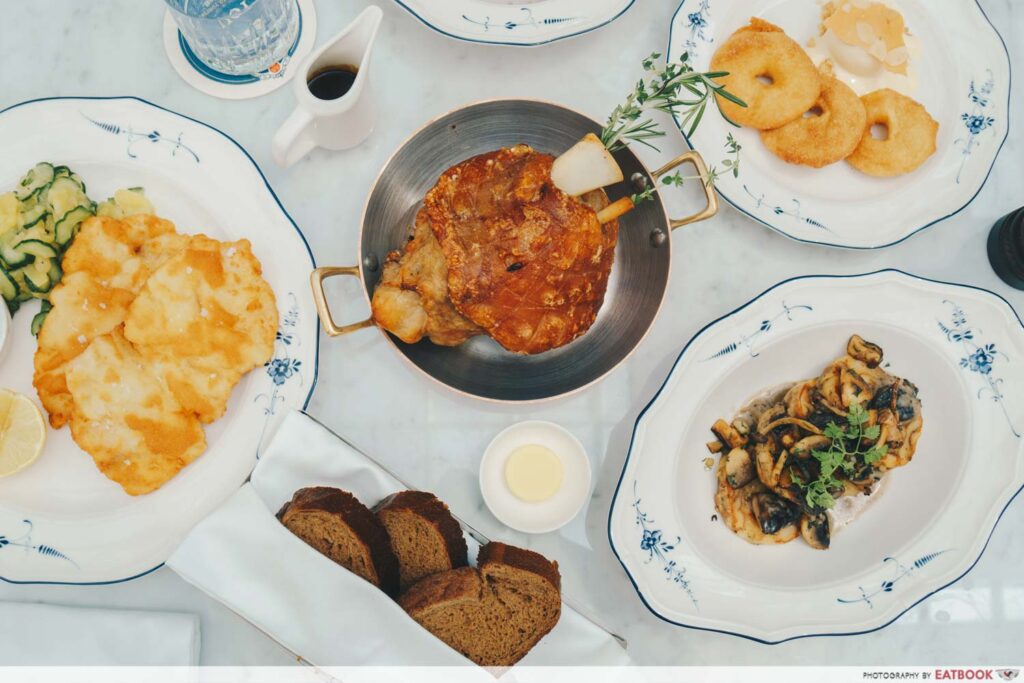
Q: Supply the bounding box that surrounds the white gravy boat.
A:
[272,5,383,168]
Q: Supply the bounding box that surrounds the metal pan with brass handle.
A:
[310,266,374,337]
[313,99,721,402]
[652,150,719,230]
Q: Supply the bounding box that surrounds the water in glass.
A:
[165,0,299,76]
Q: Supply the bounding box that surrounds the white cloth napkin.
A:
[168,410,630,667]
[0,602,200,665]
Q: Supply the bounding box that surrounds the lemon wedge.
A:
[0,389,46,478]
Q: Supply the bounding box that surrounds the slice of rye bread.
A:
[277,486,400,597]
[399,542,561,666]
[373,490,469,590]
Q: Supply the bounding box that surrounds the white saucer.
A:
[479,421,591,534]
[162,0,317,101]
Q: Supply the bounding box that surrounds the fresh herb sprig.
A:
[794,401,888,512]
[600,52,745,153]
[628,134,742,204]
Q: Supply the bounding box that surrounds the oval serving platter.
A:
[0,97,318,585]
[608,270,1024,643]
[392,0,634,46]
[667,0,1010,249]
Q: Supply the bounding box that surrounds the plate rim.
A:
[606,268,1024,643]
[391,0,636,47]
[666,0,1012,250]
[0,95,320,586]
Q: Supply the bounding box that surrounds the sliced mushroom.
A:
[732,416,752,438]
[817,365,843,411]
[754,441,778,487]
[847,335,884,368]
[895,380,920,422]
[724,448,755,488]
[759,416,823,436]
[751,492,801,535]
[800,513,831,550]
[791,434,830,458]
[784,381,814,419]
[711,419,747,449]
[756,404,786,434]
[868,384,895,411]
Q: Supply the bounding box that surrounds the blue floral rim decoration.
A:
[608,268,1024,644]
[838,551,954,608]
[177,1,303,85]
[634,482,698,608]
[390,0,636,47]
[666,0,1011,250]
[700,301,812,361]
[0,95,319,586]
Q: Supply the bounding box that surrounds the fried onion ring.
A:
[710,18,821,130]
[847,89,939,177]
[760,69,867,167]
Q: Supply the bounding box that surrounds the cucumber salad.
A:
[0,162,153,333]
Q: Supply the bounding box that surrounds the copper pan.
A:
[311,99,717,402]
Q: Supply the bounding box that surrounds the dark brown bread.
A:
[374,491,469,590]
[399,542,561,666]
[278,486,400,597]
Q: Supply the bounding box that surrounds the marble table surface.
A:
[1,0,1022,667]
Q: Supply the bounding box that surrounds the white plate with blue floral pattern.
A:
[668,0,1010,249]
[0,97,318,585]
[608,270,1024,642]
[392,0,634,46]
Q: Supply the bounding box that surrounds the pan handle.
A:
[309,266,375,337]
[651,150,720,230]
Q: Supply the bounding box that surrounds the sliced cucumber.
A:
[55,204,92,245]
[47,258,62,285]
[0,266,19,302]
[15,162,55,201]
[15,239,59,260]
[31,300,52,336]
[47,176,88,221]
[19,203,48,230]
[0,243,30,268]
[22,264,51,293]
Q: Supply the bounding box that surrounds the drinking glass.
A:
[165,0,299,76]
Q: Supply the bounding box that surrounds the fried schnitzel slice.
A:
[65,328,206,496]
[123,235,277,423]
[33,215,180,428]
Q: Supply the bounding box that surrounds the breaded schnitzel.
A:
[33,214,278,495]
[123,235,277,424]
[64,328,206,496]
[33,214,178,427]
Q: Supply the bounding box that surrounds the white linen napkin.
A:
[0,602,200,665]
[168,410,630,667]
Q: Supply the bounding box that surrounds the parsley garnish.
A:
[795,401,888,511]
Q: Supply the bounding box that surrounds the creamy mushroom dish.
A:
[707,335,924,550]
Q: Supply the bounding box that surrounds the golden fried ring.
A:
[847,89,939,177]
[710,18,822,130]
[760,73,867,167]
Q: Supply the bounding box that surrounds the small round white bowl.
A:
[0,303,11,369]
[480,420,592,534]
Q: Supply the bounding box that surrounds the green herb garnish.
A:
[605,54,745,205]
[795,401,888,512]
[601,52,745,152]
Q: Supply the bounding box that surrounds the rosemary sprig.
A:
[601,51,746,153]
[628,134,743,204]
